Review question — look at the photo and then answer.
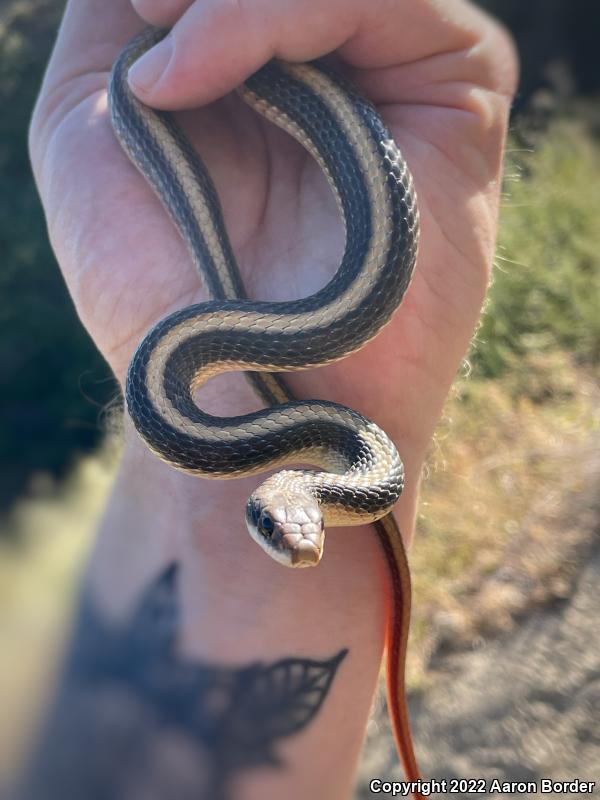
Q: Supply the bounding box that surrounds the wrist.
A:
[117,408,424,550]
[90,408,424,623]
[90,417,389,659]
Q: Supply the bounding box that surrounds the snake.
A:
[109,27,422,790]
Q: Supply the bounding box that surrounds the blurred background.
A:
[1,0,599,794]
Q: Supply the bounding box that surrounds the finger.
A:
[130,0,193,27]
[30,0,145,172]
[127,0,516,109]
[41,0,141,86]
[127,0,352,107]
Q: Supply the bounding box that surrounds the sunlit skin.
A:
[29,1,517,797]
[31,1,516,512]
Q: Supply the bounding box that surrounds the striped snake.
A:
[109,27,421,787]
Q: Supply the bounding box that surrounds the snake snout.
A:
[271,498,325,567]
[245,487,324,568]
[290,538,321,567]
[284,521,323,567]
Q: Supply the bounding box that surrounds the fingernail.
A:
[128,36,173,91]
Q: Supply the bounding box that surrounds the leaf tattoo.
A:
[16,563,348,800]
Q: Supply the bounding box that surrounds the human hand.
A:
[30,0,516,539]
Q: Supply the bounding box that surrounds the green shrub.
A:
[473,120,600,379]
[0,1,115,514]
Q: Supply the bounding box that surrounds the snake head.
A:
[245,486,324,568]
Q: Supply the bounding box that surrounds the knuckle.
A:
[130,0,189,27]
[478,18,520,100]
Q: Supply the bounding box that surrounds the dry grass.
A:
[407,352,599,686]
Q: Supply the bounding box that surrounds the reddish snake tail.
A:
[375,514,425,800]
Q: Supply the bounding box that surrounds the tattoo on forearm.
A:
[16,564,348,800]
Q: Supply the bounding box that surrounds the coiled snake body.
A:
[109,27,422,787]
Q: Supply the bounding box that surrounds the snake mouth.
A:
[290,538,322,567]
[246,522,325,568]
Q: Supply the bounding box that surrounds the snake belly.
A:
[109,27,422,788]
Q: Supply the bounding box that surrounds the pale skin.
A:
[28,1,517,798]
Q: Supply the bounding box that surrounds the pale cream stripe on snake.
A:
[109,26,423,792]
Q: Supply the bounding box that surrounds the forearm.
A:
[17,405,423,800]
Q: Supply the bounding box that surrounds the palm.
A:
[36,29,506,468]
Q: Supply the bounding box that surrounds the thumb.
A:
[126,0,514,113]
[126,0,359,108]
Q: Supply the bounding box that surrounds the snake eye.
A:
[260,512,275,537]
